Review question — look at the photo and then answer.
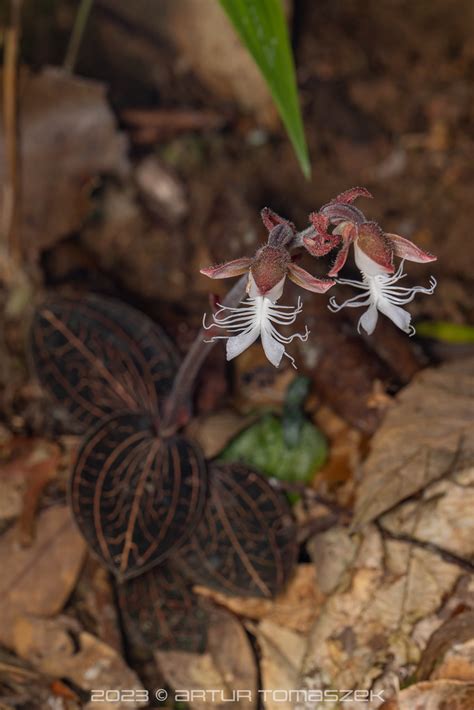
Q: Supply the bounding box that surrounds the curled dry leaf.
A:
[195,564,322,633]
[0,505,86,648]
[70,412,207,580]
[13,616,146,710]
[393,679,474,710]
[354,357,474,527]
[118,562,209,653]
[176,462,297,598]
[417,611,474,682]
[0,67,129,252]
[155,607,258,710]
[30,295,179,433]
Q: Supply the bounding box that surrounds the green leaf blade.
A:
[219,0,311,178]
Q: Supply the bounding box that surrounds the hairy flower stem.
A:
[161,274,248,435]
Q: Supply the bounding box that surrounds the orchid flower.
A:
[200,209,334,368]
[304,188,437,335]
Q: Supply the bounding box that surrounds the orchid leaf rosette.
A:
[200,189,437,369]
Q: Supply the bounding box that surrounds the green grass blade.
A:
[219,0,311,178]
[416,321,474,344]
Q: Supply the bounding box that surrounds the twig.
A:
[63,0,94,73]
[2,0,22,264]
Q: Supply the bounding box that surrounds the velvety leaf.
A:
[118,563,209,653]
[30,294,179,432]
[70,412,208,580]
[221,414,327,485]
[176,462,297,598]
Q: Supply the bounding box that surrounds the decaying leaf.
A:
[186,408,256,459]
[299,522,474,709]
[13,616,146,710]
[0,505,86,648]
[0,67,129,252]
[195,564,322,633]
[73,557,124,655]
[255,619,306,710]
[176,462,297,598]
[416,611,474,682]
[70,412,207,580]
[118,562,209,653]
[30,295,179,432]
[354,357,474,527]
[393,679,474,710]
[155,607,258,710]
[380,466,474,564]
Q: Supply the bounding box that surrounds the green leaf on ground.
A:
[219,0,311,178]
[220,414,327,486]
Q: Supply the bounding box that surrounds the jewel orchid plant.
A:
[201,189,437,368]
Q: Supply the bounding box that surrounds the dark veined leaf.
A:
[70,412,207,580]
[176,462,297,598]
[118,562,209,653]
[30,294,179,432]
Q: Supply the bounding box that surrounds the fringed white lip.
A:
[203,295,309,368]
[328,260,437,336]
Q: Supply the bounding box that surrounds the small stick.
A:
[2,0,22,264]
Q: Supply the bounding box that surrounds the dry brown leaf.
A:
[155,607,257,710]
[74,556,123,655]
[394,679,474,710]
[354,358,474,527]
[380,466,474,563]
[195,564,323,633]
[0,67,129,253]
[13,616,145,710]
[299,524,470,708]
[0,505,86,648]
[186,409,256,459]
[254,620,306,710]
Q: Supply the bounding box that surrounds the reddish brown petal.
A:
[357,222,394,273]
[303,233,340,257]
[260,207,296,233]
[328,240,351,276]
[287,262,335,293]
[331,187,373,204]
[251,245,289,294]
[386,233,437,263]
[309,211,330,234]
[328,222,357,275]
[200,257,252,279]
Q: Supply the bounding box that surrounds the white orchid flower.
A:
[328,243,437,335]
[203,275,309,368]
